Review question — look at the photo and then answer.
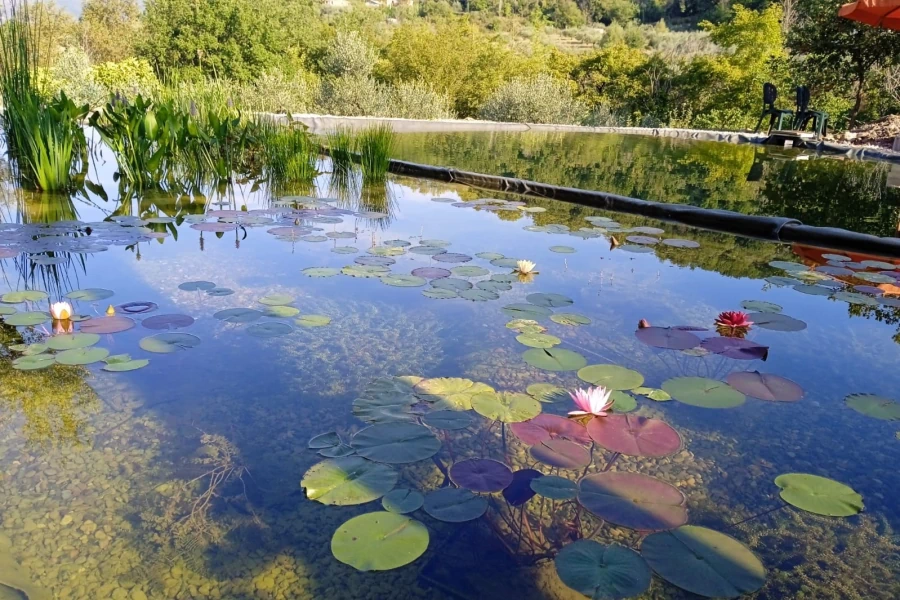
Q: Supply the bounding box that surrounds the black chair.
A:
[793,86,829,139]
[754,83,793,133]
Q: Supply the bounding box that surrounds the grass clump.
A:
[260,122,319,185]
[326,127,356,173]
[357,124,394,183]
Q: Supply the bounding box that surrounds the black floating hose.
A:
[388,158,900,259]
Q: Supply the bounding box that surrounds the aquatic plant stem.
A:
[602,452,621,472]
[725,503,787,530]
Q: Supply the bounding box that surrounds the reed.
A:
[357,124,394,183]
[326,127,356,173]
[262,124,319,184]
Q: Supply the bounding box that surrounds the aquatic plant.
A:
[326,127,355,173]
[515,259,538,274]
[49,301,71,320]
[357,124,394,183]
[261,123,319,185]
[567,386,614,417]
[715,310,754,338]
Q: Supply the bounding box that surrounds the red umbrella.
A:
[839,0,900,28]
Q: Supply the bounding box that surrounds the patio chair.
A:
[754,83,793,134]
[793,86,829,139]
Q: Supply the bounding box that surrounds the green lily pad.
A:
[854,271,896,284]
[766,276,801,286]
[414,378,494,411]
[352,376,422,424]
[555,541,651,600]
[740,300,782,313]
[295,314,331,327]
[524,348,587,371]
[102,358,150,372]
[641,526,766,598]
[530,475,577,500]
[492,273,518,283]
[768,260,806,272]
[610,391,637,412]
[342,265,389,278]
[491,258,520,268]
[475,252,504,260]
[422,410,474,430]
[832,291,879,306]
[451,266,489,277]
[65,288,114,301]
[301,235,328,242]
[213,308,262,323]
[351,423,441,464]
[3,311,51,326]
[577,364,644,390]
[507,319,546,333]
[477,280,511,293]
[774,473,863,517]
[0,305,16,315]
[422,289,458,299]
[302,267,340,277]
[46,333,100,351]
[459,289,499,301]
[319,444,356,458]
[503,304,552,320]
[633,387,671,402]
[247,322,293,337]
[2,290,48,303]
[527,293,573,308]
[332,246,358,254]
[747,312,807,332]
[258,294,294,306]
[139,333,202,353]
[11,342,47,355]
[844,393,900,421]
[302,457,397,505]
[550,313,591,326]
[309,432,341,449]
[383,239,412,247]
[262,306,300,318]
[12,354,56,370]
[527,383,568,403]
[382,489,425,514]
[368,245,405,256]
[432,278,472,291]
[662,377,745,409]
[409,246,447,256]
[178,281,216,291]
[549,246,576,254]
[516,332,561,348]
[471,391,541,423]
[206,287,234,296]
[423,488,487,522]
[55,347,109,365]
[381,275,427,287]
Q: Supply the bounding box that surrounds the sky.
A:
[57,0,82,15]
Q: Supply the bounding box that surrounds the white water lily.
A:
[50,301,72,320]
[515,259,537,274]
[568,386,614,417]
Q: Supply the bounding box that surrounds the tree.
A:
[80,0,140,63]
[789,0,900,127]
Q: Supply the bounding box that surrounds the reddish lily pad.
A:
[530,439,592,469]
[578,472,688,531]
[78,316,136,334]
[509,414,591,446]
[449,459,513,493]
[142,314,195,330]
[502,469,542,506]
[587,414,681,457]
[700,337,769,360]
[635,327,701,350]
[725,371,803,402]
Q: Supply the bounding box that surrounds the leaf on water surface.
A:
[507,319,546,333]
[661,239,700,248]
[102,358,149,372]
[725,371,803,402]
[382,489,424,514]
[475,252,504,260]
[530,439,592,469]
[503,469,542,506]
[0,305,16,315]
[12,354,56,370]
[526,383,568,403]
[414,377,493,411]
[635,327,700,350]
[509,414,591,446]
[381,275,428,288]
[555,541,651,600]
[213,308,262,323]
[449,459,514,493]
[302,457,397,506]
[55,347,109,366]
[258,294,294,306]
[740,300,782,313]
[550,313,591,326]
[422,289,457,299]
[247,322,293,337]
[832,291,879,306]
[530,475,578,500]
[451,266,489,277]
[793,284,833,296]
[747,312,806,332]
[432,252,472,263]
[491,258,520,268]
[408,246,447,256]
[662,377,745,409]
[351,422,441,464]
[472,391,541,423]
[577,364,644,390]
[610,391,637,412]
[422,410,473,430]
[206,287,235,296]
[139,333,201,354]
[853,271,896,284]
[263,306,300,318]
[774,473,863,517]
[844,393,900,421]
[117,301,158,314]
[302,267,340,277]
[411,267,451,279]
[587,414,682,457]
[1,290,48,303]
[766,276,801,287]
[309,432,341,449]
[46,333,100,351]
[78,316,135,334]
[477,280,511,293]
[142,314,195,330]
[700,337,769,360]
[524,348,587,372]
[578,472,688,531]
[331,246,358,254]
[619,245,653,253]
[526,293,573,308]
[341,265,389,278]
[549,246,576,253]
[641,525,766,598]
[633,387,672,402]
[516,332,561,348]
[65,288,114,302]
[178,281,216,291]
[423,488,487,522]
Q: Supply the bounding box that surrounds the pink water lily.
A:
[568,386,614,417]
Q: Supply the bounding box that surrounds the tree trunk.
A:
[849,71,866,130]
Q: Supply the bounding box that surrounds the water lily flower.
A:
[50,301,72,321]
[568,386,614,417]
[53,319,74,335]
[106,305,116,316]
[715,311,753,329]
[638,319,651,329]
[515,260,538,275]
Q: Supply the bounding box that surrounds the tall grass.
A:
[261,123,319,185]
[357,124,394,183]
[326,127,355,173]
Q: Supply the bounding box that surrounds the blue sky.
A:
[58,0,82,15]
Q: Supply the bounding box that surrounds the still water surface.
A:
[0,141,898,600]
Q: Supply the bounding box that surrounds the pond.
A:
[0,137,899,600]
[391,131,900,238]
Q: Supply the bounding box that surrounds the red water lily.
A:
[715,311,753,329]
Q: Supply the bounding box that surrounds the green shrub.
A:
[320,31,377,78]
[389,81,454,120]
[479,74,587,125]
[48,46,106,107]
[317,75,390,117]
[237,69,317,114]
[93,58,159,99]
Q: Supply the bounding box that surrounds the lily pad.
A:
[769,260,806,272]
[526,293,573,308]
[587,414,682,457]
[102,358,150,372]
[11,342,46,355]
[301,235,328,242]
[206,287,235,296]
[610,391,637,413]
[78,316,135,334]
[700,337,769,360]
[432,252,472,263]
[423,488,487,522]
[507,319,546,333]
[844,393,900,421]
[577,364,644,390]
[46,333,100,351]
[55,347,110,365]
[450,459,513,493]
[774,473,863,517]
[0,305,16,315]
[65,288,114,302]
[527,383,568,403]
[635,327,700,350]
[351,423,441,464]
[550,313,592,326]
[381,275,428,288]
[1,290,48,303]
[549,246,576,253]
[408,246,447,256]
[12,354,56,370]
[432,278,472,291]
[832,291,879,306]
[766,276,801,286]
[117,301,158,314]
[259,294,294,306]
[555,541,651,600]
[295,314,331,327]
[247,322,293,337]
[516,332,561,348]
[523,348,587,372]
[503,469,542,506]
[422,410,473,430]
[263,306,300,318]
[414,378,493,411]
[725,371,803,402]
[641,526,766,598]
[662,377,745,409]
[309,432,341,449]
[578,472,687,531]
[302,267,340,277]
[793,284,833,296]
[331,246,358,254]
[633,387,672,402]
[352,376,421,424]
[451,266,489,277]
[459,289,499,301]
[626,235,659,245]
[178,281,216,291]
[530,439,592,469]
[740,300,782,313]
[139,333,201,353]
[382,489,425,514]
[411,267,451,279]
[530,475,578,500]
[472,391,541,423]
[854,271,896,284]
[142,314,195,330]
[3,311,50,326]
[213,308,262,323]
[422,289,457,299]
[475,252,504,260]
[342,265,389,278]
[302,457,397,505]
[509,414,591,446]
[747,312,806,332]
